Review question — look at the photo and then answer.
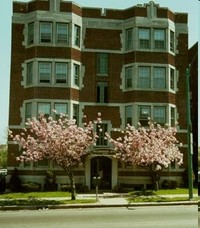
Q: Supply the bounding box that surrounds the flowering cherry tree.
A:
[10,112,100,200]
[106,122,183,190]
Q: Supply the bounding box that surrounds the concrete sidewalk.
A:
[0,192,198,211]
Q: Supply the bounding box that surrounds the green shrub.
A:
[21,182,41,192]
[161,179,178,189]
[44,170,57,191]
[8,168,22,192]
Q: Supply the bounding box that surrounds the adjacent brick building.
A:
[8,0,190,191]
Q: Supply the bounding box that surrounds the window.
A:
[170,68,175,90]
[170,30,175,52]
[153,67,166,89]
[73,104,79,125]
[96,124,107,146]
[139,106,151,126]
[153,107,166,125]
[74,25,80,47]
[125,67,132,88]
[97,82,108,103]
[39,62,51,83]
[54,103,68,120]
[139,28,150,49]
[138,67,150,88]
[40,22,52,43]
[125,28,133,50]
[25,103,32,120]
[154,29,165,49]
[125,106,132,126]
[56,23,69,44]
[97,53,108,75]
[27,62,33,85]
[38,103,51,118]
[28,22,34,45]
[73,64,80,86]
[170,107,175,126]
[55,63,67,84]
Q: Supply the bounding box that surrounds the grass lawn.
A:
[0,191,71,199]
[127,188,199,203]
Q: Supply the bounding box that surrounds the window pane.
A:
[125,106,132,126]
[54,103,68,120]
[25,103,32,120]
[153,67,166,89]
[125,29,133,50]
[154,107,166,125]
[170,30,174,52]
[138,67,150,88]
[97,82,108,103]
[40,22,52,43]
[97,53,108,75]
[73,64,80,86]
[39,62,51,83]
[55,63,67,83]
[74,25,80,47]
[170,68,175,90]
[139,106,150,126]
[154,29,165,49]
[139,28,150,49]
[170,107,175,126]
[28,22,34,44]
[56,23,69,44]
[38,103,51,118]
[27,62,33,85]
[73,104,79,125]
[125,67,132,88]
[96,124,107,146]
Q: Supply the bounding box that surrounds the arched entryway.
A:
[90,156,112,190]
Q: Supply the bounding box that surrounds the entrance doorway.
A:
[91,156,112,190]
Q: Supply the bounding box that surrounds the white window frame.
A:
[39,62,52,84]
[56,23,69,44]
[40,22,53,43]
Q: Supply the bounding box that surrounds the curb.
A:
[0,201,198,211]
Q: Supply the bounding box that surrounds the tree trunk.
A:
[68,171,76,200]
[151,171,160,191]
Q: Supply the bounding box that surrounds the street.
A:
[0,205,198,228]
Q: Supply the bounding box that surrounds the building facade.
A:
[8,0,189,191]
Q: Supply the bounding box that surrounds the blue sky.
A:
[0,0,199,144]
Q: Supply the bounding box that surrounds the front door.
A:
[91,156,112,190]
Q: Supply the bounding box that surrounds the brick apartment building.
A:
[8,0,190,191]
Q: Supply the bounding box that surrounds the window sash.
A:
[38,103,51,118]
[139,106,151,126]
[39,62,51,83]
[28,23,34,44]
[125,106,132,126]
[73,104,79,124]
[96,124,107,146]
[170,30,175,52]
[74,25,80,47]
[25,103,32,120]
[40,22,52,43]
[125,29,133,50]
[170,68,175,90]
[73,64,80,86]
[138,67,150,88]
[154,29,165,49]
[97,82,108,103]
[125,67,132,88]
[139,28,150,49]
[27,62,33,85]
[56,23,69,44]
[97,53,108,75]
[153,67,166,89]
[154,107,166,125]
[55,63,67,83]
[170,107,175,126]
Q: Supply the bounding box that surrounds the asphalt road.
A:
[0,205,198,228]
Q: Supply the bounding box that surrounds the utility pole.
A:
[186,66,193,200]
